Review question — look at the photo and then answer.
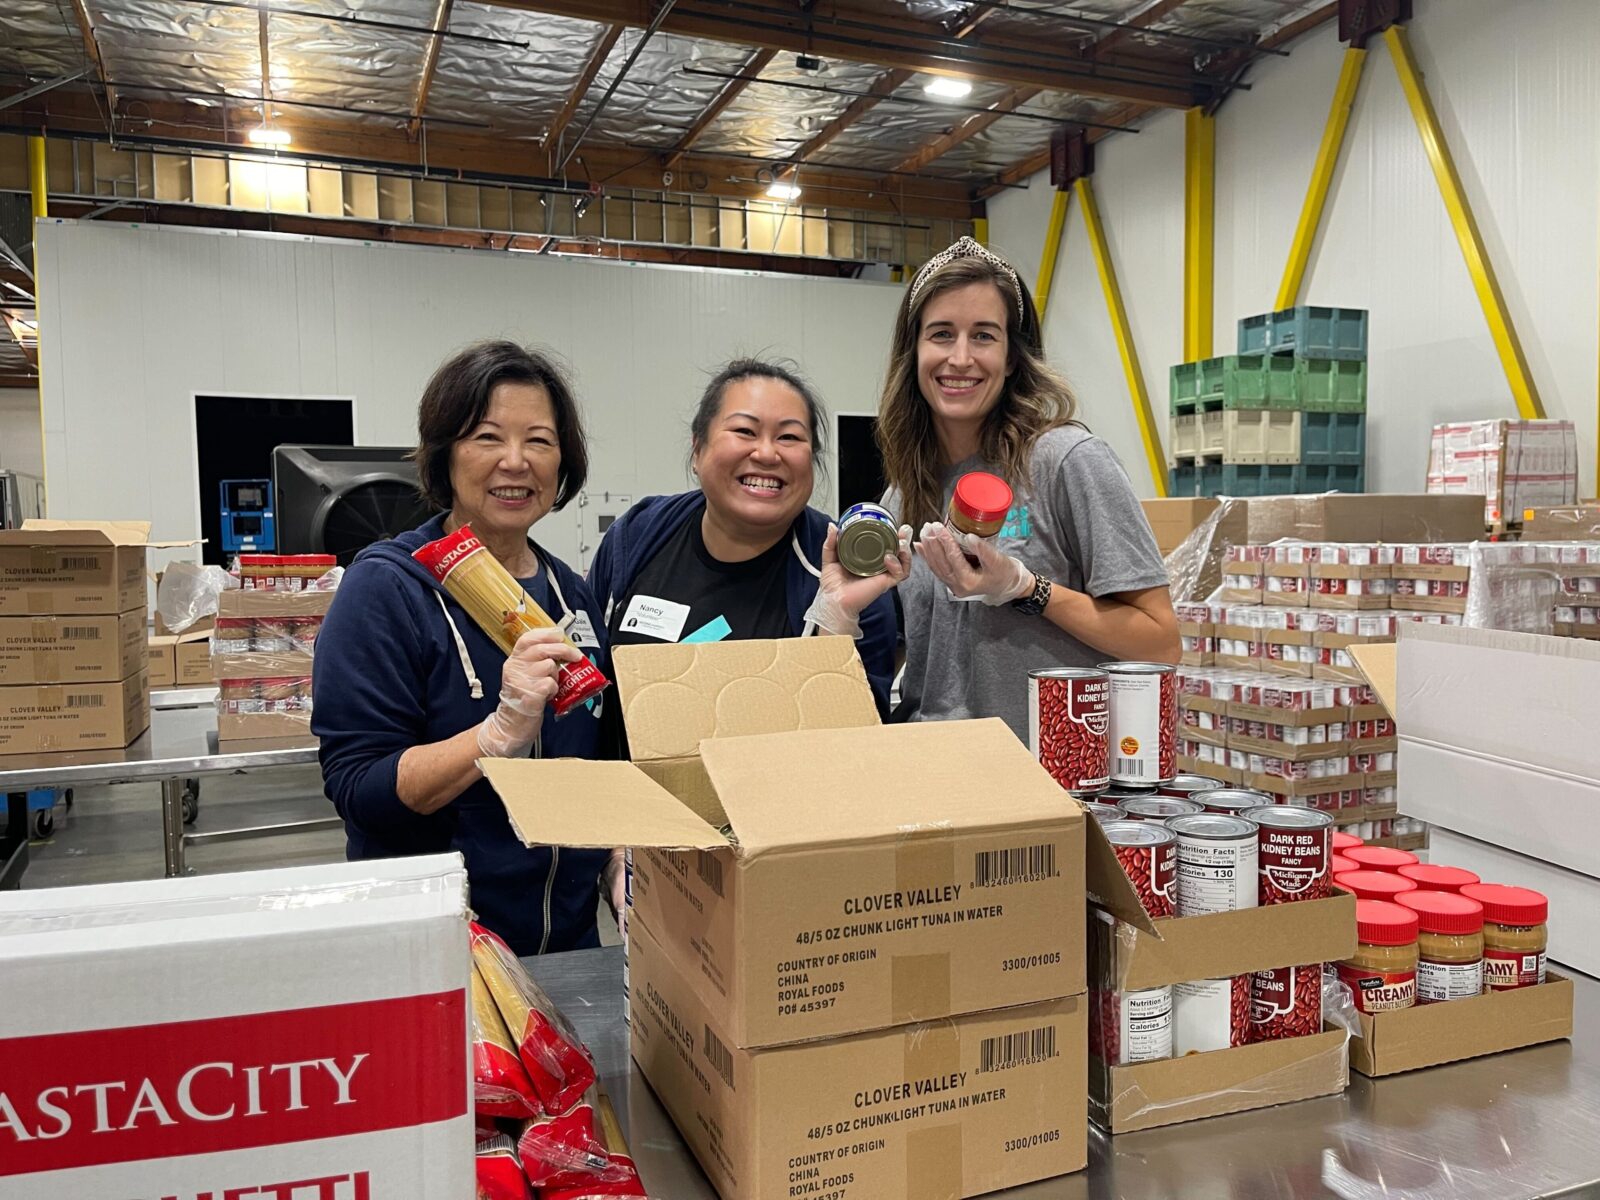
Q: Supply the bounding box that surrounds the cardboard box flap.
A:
[2,519,153,547]
[481,758,727,851]
[1084,817,1161,936]
[695,718,1076,859]
[1349,641,1396,716]
[613,636,879,765]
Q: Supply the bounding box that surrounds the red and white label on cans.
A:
[1094,986,1172,1065]
[1112,839,1176,920]
[1029,670,1110,795]
[1258,823,1330,905]
[1174,826,1258,916]
[1105,667,1177,786]
[1172,976,1251,1055]
[1249,963,1323,1040]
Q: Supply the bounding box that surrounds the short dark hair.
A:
[414,340,589,512]
[689,358,828,468]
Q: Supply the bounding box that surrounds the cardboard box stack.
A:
[212,587,332,743]
[1169,305,1368,498]
[481,638,1091,1200]
[0,521,156,754]
[1426,419,1579,530]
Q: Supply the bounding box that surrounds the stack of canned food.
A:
[218,674,314,717]
[238,553,338,592]
[212,613,326,656]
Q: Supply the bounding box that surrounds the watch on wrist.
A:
[1012,573,1052,615]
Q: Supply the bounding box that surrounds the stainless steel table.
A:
[0,691,331,879]
[527,947,1600,1200]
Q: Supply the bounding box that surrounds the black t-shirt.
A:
[609,514,793,647]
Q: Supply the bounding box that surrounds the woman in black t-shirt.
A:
[587,359,905,712]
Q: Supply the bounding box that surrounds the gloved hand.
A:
[603,848,627,936]
[917,521,1034,607]
[476,626,581,758]
[805,521,913,637]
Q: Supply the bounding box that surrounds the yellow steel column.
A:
[1386,25,1544,420]
[972,216,989,246]
[1183,108,1215,361]
[1277,47,1366,310]
[1035,189,1070,320]
[28,136,48,219]
[1077,177,1167,496]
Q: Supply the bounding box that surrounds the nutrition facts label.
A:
[1120,986,1173,1063]
[1419,958,1484,1002]
[1176,836,1258,915]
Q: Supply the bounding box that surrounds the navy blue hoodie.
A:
[586,491,898,714]
[311,513,611,957]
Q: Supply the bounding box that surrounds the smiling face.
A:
[447,380,561,544]
[692,375,816,538]
[915,280,1014,452]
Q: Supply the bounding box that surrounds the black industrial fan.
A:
[272,445,439,565]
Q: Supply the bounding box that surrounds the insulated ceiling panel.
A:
[819,73,1024,171]
[266,0,435,120]
[92,0,262,101]
[689,55,887,161]
[0,0,86,79]
[569,31,755,149]
[930,91,1132,177]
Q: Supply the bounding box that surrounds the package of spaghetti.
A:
[537,1090,649,1199]
[471,921,597,1115]
[516,1086,610,1187]
[473,966,543,1120]
[476,1133,534,1200]
[412,524,608,717]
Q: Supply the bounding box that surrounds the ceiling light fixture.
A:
[765,181,802,202]
[924,77,973,100]
[247,126,291,146]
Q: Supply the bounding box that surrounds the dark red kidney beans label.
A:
[1114,840,1176,919]
[1249,963,1323,1041]
[1031,674,1110,794]
[1258,824,1330,905]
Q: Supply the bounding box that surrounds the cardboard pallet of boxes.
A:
[0,521,164,754]
[483,637,1092,1199]
[1426,419,1579,529]
[212,588,331,743]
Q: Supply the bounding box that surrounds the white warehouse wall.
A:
[35,220,901,571]
[988,0,1600,500]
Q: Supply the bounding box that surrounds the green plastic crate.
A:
[1299,412,1366,465]
[1169,357,1227,413]
[1222,354,1298,409]
[1238,306,1368,359]
[1297,358,1368,412]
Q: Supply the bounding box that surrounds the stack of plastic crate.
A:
[1168,306,1368,497]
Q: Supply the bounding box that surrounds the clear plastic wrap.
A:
[535,1091,650,1199]
[476,1133,535,1200]
[515,1086,610,1188]
[155,562,237,634]
[473,968,543,1121]
[470,922,597,1117]
[1461,542,1600,635]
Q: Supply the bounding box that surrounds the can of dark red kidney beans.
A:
[1249,962,1323,1042]
[1118,796,1202,824]
[1193,787,1275,816]
[1169,813,1260,915]
[1172,975,1251,1054]
[1102,819,1176,918]
[1028,668,1111,796]
[1095,984,1173,1065]
[1101,662,1179,786]
[1244,805,1332,905]
[1158,773,1225,799]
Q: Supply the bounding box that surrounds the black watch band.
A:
[1012,573,1052,615]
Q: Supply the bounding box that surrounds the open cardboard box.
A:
[1350,974,1574,1077]
[0,520,187,616]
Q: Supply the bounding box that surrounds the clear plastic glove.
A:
[918,521,1034,607]
[603,848,627,936]
[805,521,913,638]
[476,627,582,758]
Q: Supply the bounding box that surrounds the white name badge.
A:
[620,594,691,642]
[568,610,601,648]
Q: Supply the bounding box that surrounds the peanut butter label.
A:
[1484,947,1545,990]
[1337,962,1416,1013]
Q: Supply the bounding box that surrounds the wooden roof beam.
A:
[543,23,624,163]
[665,47,775,170]
[69,0,119,124]
[408,0,454,141]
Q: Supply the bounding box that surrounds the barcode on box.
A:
[66,694,104,709]
[973,843,1057,888]
[60,556,99,571]
[62,626,101,640]
[695,850,724,898]
[1115,757,1149,778]
[702,1024,734,1089]
[978,1025,1058,1074]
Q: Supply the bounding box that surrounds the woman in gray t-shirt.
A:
[874,237,1179,740]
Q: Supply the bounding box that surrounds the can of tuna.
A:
[1193,787,1274,816]
[1102,662,1179,785]
[1102,819,1177,918]
[1028,667,1111,795]
[1245,805,1332,905]
[1118,796,1202,824]
[1157,773,1225,799]
[1249,963,1323,1041]
[1172,975,1251,1055]
[1082,801,1124,824]
[836,502,901,576]
[1169,813,1260,915]
[1094,985,1173,1065]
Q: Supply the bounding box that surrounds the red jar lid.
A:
[951,472,1014,524]
[1332,831,1364,852]
[1334,870,1418,902]
[1459,883,1548,926]
[1330,853,1359,876]
[1398,890,1484,935]
[1397,863,1480,893]
[1344,846,1419,872]
[1356,899,1419,946]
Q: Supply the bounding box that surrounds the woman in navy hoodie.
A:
[588,359,904,712]
[312,340,618,957]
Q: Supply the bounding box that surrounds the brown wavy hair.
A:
[876,252,1077,531]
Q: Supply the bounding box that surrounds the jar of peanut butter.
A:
[1460,884,1548,991]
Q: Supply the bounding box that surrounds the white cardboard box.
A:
[1390,624,1600,879]
[0,856,472,1199]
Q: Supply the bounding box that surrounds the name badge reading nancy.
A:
[620,594,690,642]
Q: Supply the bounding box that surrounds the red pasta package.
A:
[473,966,542,1120]
[471,921,597,1116]
[476,1133,534,1200]
[516,1087,611,1187]
[538,1091,648,1199]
